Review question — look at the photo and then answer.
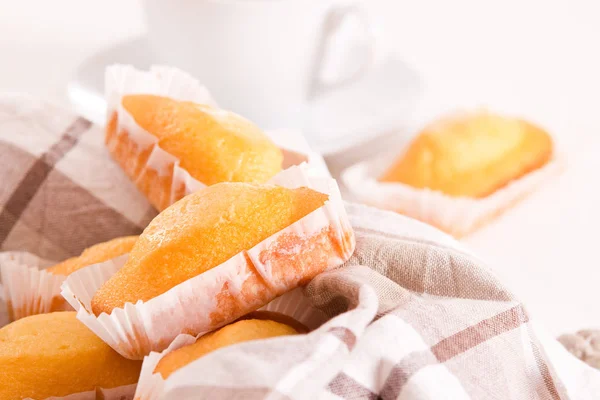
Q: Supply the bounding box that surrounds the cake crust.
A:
[47,235,138,276]
[107,95,284,211]
[380,112,553,198]
[154,319,297,379]
[0,312,141,400]
[91,183,328,316]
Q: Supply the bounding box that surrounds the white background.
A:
[0,0,599,336]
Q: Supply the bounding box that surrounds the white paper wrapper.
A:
[134,334,197,400]
[61,165,355,360]
[29,383,137,400]
[134,287,326,400]
[0,252,68,325]
[342,153,564,237]
[269,128,331,180]
[257,287,328,331]
[105,65,217,112]
[105,65,330,211]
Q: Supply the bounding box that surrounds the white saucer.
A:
[68,36,422,156]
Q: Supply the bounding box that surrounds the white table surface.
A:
[1,0,599,336]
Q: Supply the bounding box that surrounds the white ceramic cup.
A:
[144,0,378,130]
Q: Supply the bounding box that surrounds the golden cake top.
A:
[0,312,141,399]
[122,94,283,185]
[379,111,553,198]
[91,182,328,315]
[154,319,298,379]
[47,235,138,276]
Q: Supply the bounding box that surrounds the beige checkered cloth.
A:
[0,94,156,259]
[1,94,599,399]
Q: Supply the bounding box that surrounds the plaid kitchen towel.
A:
[0,93,156,261]
[1,95,599,399]
[157,204,600,399]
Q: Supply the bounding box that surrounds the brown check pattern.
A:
[1,95,599,399]
[0,94,156,261]
[156,204,600,399]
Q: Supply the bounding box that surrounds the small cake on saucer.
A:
[379,111,553,198]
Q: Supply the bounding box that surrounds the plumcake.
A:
[47,235,138,276]
[154,319,298,379]
[91,182,329,316]
[0,312,141,399]
[379,111,553,198]
[107,94,283,210]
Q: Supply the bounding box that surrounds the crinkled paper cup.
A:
[61,165,355,360]
[133,335,197,400]
[0,252,69,325]
[342,153,564,237]
[29,383,137,400]
[105,64,330,211]
[255,286,328,331]
[134,288,326,400]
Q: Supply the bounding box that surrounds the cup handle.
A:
[308,4,376,101]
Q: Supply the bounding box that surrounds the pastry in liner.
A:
[47,236,138,276]
[379,111,553,198]
[343,111,560,237]
[91,183,328,315]
[106,67,283,211]
[0,236,137,322]
[154,319,298,379]
[61,165,355,359]
[133,287,326,400]
[0,312,141,400]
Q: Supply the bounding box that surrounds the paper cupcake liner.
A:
[105,65,330,211]
[61,165,355,360]
[0,252,69,324]
[134,334,197,400]
[256,287,329,331]
[134,287,326,400]
[342,154,564,237]
[105,65,217,113]
[32,383,137,400]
